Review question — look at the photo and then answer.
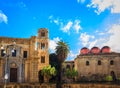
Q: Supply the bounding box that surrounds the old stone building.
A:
[0,28,49,83]
[75,46,120,81]
[62,61,74,70]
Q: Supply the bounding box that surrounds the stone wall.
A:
[0,83,120,88]
[75,53,120,81]
[0,37,30,45]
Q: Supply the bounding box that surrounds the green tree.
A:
[49,53,58,82]
[49,53,58,68]
[41,65,56,82]
[65,68,78,79]
[56,40,69,63]
[55,40,70,88]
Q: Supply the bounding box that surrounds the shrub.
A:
[105,75,113,81]
[65,68,78,79]
[118,77,120,81]
[41,65,56,79]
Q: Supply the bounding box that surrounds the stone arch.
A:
[10,62,17,68]
[10,62,18,82]
[66,64,70,69]
[110,60,114,65]
[38,70,44,83]
[86,61,89,66]
[98,60,101,65]
[110,71,117,81]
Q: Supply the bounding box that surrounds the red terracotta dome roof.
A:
[80,47,89,55]
[101,46,111,53]
[90,47,100,54]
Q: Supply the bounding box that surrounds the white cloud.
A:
[69,51,77,58]
[53,20,59,25]
[48,15,53,20]
[48,15,54,23]
[49,37,60,53]
[88,40,97,49]
[80,32,94,46]
[61,20,82,34]
[67,50,79,61]
[48,15,61,25]
[73,20,82,33]
[79,23,120,52]
[49,16,82,34]
[18,2,27,8]
[87,0,120,14]
[61,21,73,33]
[95,30,107,35]
[90,23,120,52]
[4,2,27,9]
[104,24,120,52]
[0,10,8,24]
[111,0,120,13]
[77,0,85,3]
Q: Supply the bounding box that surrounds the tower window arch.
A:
[110,60,114,65]
[98,60,101,65]
[41,43,45,49]
[23,51,27,58]
[86,61,89,66]
[66,65,70,69]
[41,56,45,63]
[41,32,45,37]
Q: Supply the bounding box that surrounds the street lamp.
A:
[1,45,15,88]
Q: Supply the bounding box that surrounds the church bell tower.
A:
[37,28,49,70]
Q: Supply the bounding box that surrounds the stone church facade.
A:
[75,46,120,81]
[0,28,49,83]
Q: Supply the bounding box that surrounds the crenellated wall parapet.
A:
[0,37,30,45]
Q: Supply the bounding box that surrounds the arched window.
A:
[41,56,45,63]
[110,60,114,65]
[98,60,101,65]
[1,49,5,57]
[12,50,16,57]
[86,61,89,66]
[23,51,27,58]
[38,70,44,83]
[66,65,70,69]
[41,43,45,50]
[72,65,74,68]
[41,32,45,37]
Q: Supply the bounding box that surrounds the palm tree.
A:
[55,40,69,88]
[56,40,69,63]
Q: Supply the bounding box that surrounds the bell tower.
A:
[37,28,49,70]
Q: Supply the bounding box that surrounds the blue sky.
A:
[0,0,120,61]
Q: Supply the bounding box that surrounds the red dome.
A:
[101,46,111,53]
[90,47,100,54]
[80,47,89,55]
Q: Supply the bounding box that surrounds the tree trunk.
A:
[44,76,49,83]
[56,63,62,88]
